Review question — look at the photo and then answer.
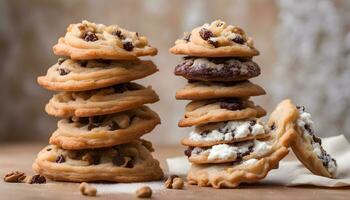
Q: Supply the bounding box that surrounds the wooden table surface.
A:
[0,143,349,200]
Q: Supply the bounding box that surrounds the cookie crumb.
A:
[3,171,26,183]
[136,186,152,198]
[165,175,184,189]
[79,182,97,196]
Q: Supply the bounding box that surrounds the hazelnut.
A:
[79,182,97,196]
[165,175,184,189]
[136,186,152,198]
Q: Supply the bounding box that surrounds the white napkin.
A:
[166,135,350,187]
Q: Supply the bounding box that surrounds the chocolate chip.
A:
[109,121,120,131]
[58,68,70,76]
[58,58,66,65]
[46,148,52,151]
[232,34,245,44]
[184,147,193,157]
[270,123,276,130]
[96,59,111,65]
[78,117,89,124]
[125,159,134,168]
[29,175,46,184]
[208,39,219,47]
[304,124,314,135]
[135,32,139,37]
[297,106,305,112]
[219,99,246,111]
[112,30,125,39]
[55,155,65,163]
[78,60,88,67]
[82,153,100,165]
[68,117,73,123]
[183,33,191,42]
[123,41,134,51]
[313,135,322,145]
[87,123,99,131]
[249,120,256,126]
[82,31,98,42]
[113,84,128,93]
[199,28,214,40]
[112,154,125,166]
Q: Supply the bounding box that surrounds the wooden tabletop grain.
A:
[0,143,349,200]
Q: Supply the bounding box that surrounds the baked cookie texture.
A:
[170,20,259,57]
[53,20,157,60]
[35,20,163,182]
[45,83,159,117]
[290,106,337,178]
[50,106,160,150]
[174,57,261,82]
[176,81,266,100]
[186,99,299,188]
[179,99,266,127]
[33,140,164,182]
[37,59,158,91]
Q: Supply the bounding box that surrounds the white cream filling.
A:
[253,140,272,156]
[207,144,238,160]
[189,120,266,142]
[193,58,224,70]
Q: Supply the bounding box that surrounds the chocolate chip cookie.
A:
[50,106,160,150]
[179,99,266,127]
[45,83,159,117]
[170,20,259,57]
[37,59,158,92]
[53,20,157,60]
[33,140,164,182]
[174,57,261,82]
[176,80,265,100]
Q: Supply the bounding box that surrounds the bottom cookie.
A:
[32,140,164,182]
[187,146,289,188]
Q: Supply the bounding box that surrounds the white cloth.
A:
[166,135,350,187]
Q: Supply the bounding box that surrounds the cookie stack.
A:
[33,20,164,182]
[170,20,294,188]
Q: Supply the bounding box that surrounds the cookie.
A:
[179,99,266,127]
[290,106,337,178]
[37,59,158,92]
[181,119,269,147]
[45,82,159,117]
[187,147,289,188]
[169,20,259,57]
[176,81,265,100]
[186,99,299,188]
[49,106,160,150]
[53,20,157,60]
[174,57,260,82]
[32,140,164,182]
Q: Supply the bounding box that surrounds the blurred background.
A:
[0,0,349,145]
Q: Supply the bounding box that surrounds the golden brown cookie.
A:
[169,20,259,57]
[179,99,266,127]
[176,81,266,100]
[49,106,160,150]
[290,106,337,178]
[186,99,300,188]
[181,119,269,147]
[53,20,157,60]
[37,59,158,92]
[45,83,159,117]
[33,140,164,182]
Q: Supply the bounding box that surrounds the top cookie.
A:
[53,20,158,60]
[170,20,259,57]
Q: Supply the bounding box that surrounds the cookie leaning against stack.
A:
[34,20,164,182]
[170,20,295,188]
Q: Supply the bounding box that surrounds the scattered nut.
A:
[136,186,152,198]
[79,182,97,196]
[172,177,184,189]
[3,171,26,183]
[165,175,184,189]
[29,174,46,184]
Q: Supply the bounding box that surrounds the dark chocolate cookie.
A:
[174,57,260,81]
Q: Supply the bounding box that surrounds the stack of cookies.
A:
[33,20,164,182]
[170,20,296,188]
